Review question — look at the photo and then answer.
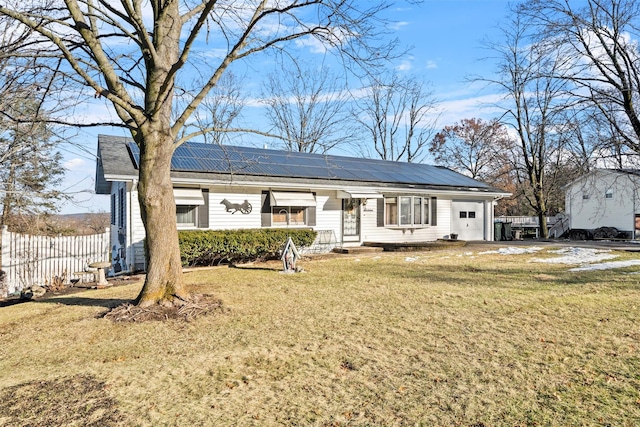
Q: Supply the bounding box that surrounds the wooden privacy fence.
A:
[1,226,110,297]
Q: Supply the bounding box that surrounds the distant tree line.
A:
[0,15,66,234]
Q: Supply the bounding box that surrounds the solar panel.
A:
[128,143,141,169]
[124,141,493,189]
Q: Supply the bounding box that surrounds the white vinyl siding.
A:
[209,190,263,230]
[566,170,640,232]
[316,192,342,242]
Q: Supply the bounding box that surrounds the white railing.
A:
[548,214,570,238]
[1,226,110,297]
[496,216,558,226]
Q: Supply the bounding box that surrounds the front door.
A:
[342,199,361,242]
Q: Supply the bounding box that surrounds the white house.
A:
[95,135,510,272]
[564,168,640,238]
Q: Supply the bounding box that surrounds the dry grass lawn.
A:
[1,244,639,426]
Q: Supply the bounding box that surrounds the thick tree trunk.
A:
[538,211,548,239]
[534,188,548,239]
[134,130,188,307]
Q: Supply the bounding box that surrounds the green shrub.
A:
[178,228,317,266]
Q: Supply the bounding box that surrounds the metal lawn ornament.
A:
[281,237,301,273]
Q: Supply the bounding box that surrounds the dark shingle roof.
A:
[96,134,506,194]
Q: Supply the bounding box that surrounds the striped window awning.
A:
[173,188,205,205]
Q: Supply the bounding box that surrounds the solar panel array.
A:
[126,141,491,189]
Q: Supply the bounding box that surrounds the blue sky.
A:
[58,0,513,214]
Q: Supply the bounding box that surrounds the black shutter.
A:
[118,187,126,228]
[431,197,437,226]
[198,189,209,228]
[261,191,271,227]
[110,194,116,225]
[377,198,385,227]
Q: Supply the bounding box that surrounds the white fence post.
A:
[0,227,110,297]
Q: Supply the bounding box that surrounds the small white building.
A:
[95,135,510,272]
[564,168,640,238]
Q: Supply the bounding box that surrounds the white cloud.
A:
[433,92,505,126]
[390,21,410,31]
[425,60,438,70]
[396,60,413,71]
[294,36,329,54]
[64,158,85,170]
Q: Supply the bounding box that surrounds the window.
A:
[400,196,412,225]
[460,211,467,219]
[385,198,398,225]
[272,206,306,225]
[262,191,316,227]
[384,196,430,227]
[176,205,197,227]
[583,194,590,200]
[413,197,422,225]
[605,189,613,199]
[173,188,207,229]
[468,211,476,219]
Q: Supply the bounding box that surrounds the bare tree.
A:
[262,63,353,153]
[188,72,245,146]
[519,0,640,153]
[354,73,438,163]
[429,117,510,181]
[0,1,399,307]
[486,12,572,237]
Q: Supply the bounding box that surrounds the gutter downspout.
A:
[491,195,505,241]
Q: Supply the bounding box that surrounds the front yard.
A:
[1,243,639,426]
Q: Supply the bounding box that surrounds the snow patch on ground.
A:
[477,246,639,272]
[478,246,544,255]
[530,247,618,265]
[570,260,640,271]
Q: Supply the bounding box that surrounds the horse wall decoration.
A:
[220,199,252,214]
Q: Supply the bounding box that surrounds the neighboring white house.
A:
[95,135,510,273]
[564,168,640,238]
